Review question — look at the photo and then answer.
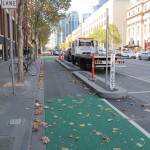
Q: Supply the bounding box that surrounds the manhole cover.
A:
[8,119,22,125]
[0,136,13,150]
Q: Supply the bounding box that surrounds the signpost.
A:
[110,53,115,90]
[2,0,17,94]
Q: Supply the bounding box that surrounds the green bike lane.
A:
[43,56,150,150]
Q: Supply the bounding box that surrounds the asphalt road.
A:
[44,59,94,99]
[44,58,150,134]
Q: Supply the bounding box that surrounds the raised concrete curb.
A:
[56,59,80,71]
[73,71,128,99]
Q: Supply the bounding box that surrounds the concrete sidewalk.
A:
[0,59,42,150]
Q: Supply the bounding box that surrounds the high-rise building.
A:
[82,13,91,23]
[99,0,109,6]
[60,11,79,43]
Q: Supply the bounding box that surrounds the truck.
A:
[70,38,125,69]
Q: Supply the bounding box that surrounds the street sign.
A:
[110,53,115,90]
[1,0,17,9]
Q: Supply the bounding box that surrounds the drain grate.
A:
[8,119,22,125]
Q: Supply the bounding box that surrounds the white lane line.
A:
[128,91,150,94]
[102,98,150,138]
[116,71,150,83]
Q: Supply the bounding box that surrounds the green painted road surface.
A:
[42,56,58,61]
[44,96,150,150]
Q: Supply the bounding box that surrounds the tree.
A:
[17,0,25,83]
[87,24,121,48]
[108,24,121,46]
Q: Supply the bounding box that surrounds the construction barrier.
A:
[92,54,95,80]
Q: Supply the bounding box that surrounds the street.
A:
[42,56,150,150]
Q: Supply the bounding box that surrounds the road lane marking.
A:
[128,91,150,94]
[102,98,150,138]
[116,71,150,83]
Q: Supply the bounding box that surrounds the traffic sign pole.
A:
[9,9,15,94]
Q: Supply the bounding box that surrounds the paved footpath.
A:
[0,59,42,150]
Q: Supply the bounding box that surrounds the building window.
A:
[144,24,146,34]
[133,27,135,37]
[137,26,139,37]
[128,29,130,37]
[7,13,10,38]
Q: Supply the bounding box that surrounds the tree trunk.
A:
[17,0,25,83]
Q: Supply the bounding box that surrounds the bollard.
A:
[59,52,61,60]
[62,51,64,60]
[92,54,95,80]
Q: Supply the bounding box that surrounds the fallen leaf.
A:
[108,119,113,122]
[102,137,110,143]
[140,138,145,141]
[53,115,58,118]
[78,112,82,115]
[34,111,42,115]
[116,99,121,102]
[68,134,73,138]
[144,109,150,112]
[40,122,47,127]
[41,136,50,144]
[44,106,49,109]
[96,131,102,135]
[68,106,73,109]
[62,147,69,150]
[87,123,92,126]
[75,136,80,140]
[112,128,118,133]
[69,122,74,126]
[79,124,85,128]
[136,143,143,147]
[47,100,53,103]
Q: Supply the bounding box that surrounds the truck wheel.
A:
[72,56,76,65]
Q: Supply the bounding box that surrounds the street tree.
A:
[88,24,121,48]
[17,0,25,83]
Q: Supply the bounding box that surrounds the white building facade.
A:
[126,0,150,50]
[81,0,131,49]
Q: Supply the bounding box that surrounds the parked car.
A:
[64,48,72,62]
[98,49,106,55]
[54,50,62,55]
[121,51,136,59]
[139,51,150,60]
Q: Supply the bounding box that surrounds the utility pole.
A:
[105,8,109,87]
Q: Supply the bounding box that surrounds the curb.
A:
[56,59,80,71]
[73,71,128,99]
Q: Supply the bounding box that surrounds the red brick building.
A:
[0,3,18,62]
[0,1,31,62]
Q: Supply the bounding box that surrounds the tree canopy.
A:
[88,24,121,46]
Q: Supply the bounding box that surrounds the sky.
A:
[68,0,99,16]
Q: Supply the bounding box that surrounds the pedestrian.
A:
[28,47,32,58]
[23,47,27,57]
